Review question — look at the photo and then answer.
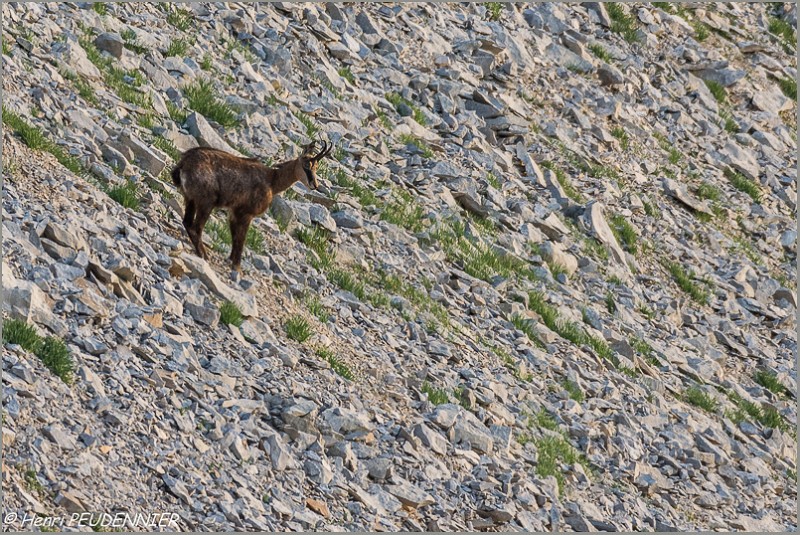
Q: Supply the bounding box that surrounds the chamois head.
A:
[294,141,334,190]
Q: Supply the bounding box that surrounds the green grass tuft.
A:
[92,3,108,15]
[666,261,710,304]
[305,295,330,323]
[37,337,74,384]
[316,347,354,380]
[328,268,367,301]
[165,37,193,57]
[562,380,585,402]
[754,370,787,396]
[609,214,638,254]
[167,7,194,31]
[606,2,640,42]
[535,435,589,494]
[183,79,239,128]
[61,68,98,105]
[337,66,355,84]
[421,381,450,405]
[296,226,334,270]
[610,127,630,150]
[2,107,85,174]
[386,92,427,126]
[3,319,42,352]
[219,301,243,327]
[120,28,147,55]
[284,315,313,342]
[397,134,433,158]
[684,386,718,412]
[704,79,727,103]
[777,76,797,100]
[768,16,796,52]
[696,182,721,202]
[510,314,545,349]
[724,167,762,204]
[483,2,503,21]
[152,136,181,162]
[107,182,140,210]
[380,188,426,233]
[588,43,612,62]
[540,161,584,202]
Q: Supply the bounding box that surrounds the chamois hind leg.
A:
[229,214,253,272]
[190,203,214,260]
[182,199,196,234]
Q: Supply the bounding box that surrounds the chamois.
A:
[171,141,333,272]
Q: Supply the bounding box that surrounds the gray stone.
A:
[118,131,167,177]
[331,209,363,229]
[94,32,124,59]
[179,254,258,317]
[186,112,241,154]
[720,141,760,181]
[597,63,624,86]
[583,201,629,270]
[43,425,77,450]
[384,477,435,508]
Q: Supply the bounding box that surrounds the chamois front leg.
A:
[229,214,254,272]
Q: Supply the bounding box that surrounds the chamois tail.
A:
[171,161,183,188]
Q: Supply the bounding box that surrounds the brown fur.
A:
[171,142,332,271]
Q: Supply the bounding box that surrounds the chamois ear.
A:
[302,141,317,157]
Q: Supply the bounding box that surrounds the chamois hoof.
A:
[229,269,241,283]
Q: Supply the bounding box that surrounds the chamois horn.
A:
[311,141,334,161]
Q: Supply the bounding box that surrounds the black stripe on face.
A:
[304,167,317,189]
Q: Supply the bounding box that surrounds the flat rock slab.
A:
[179,253,258,317]
[662,177,712,214]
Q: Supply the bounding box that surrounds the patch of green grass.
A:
[777,76,797,100]
[328,268,367,301]
[753,370,788,396]
[106,66,151,108]
[183,79,239,128]
[726,390,791,432]
[485,172,501,189]
[588,43,612,62]
[562,380,585,402]
[219,301,243,327]
[2,38,12,56]
[37,336,74,384]
[120,28,147,55]
[583,237,609,262]
[2,106,85,174]
[493,344,531,381]
[536,435,589,494]
[630,336,653,357]
[225,38,258,64]
[604,292,617,314]
[337,66,355,84]
[284,315,313,343]
[397,134,433,158]
[61,68,98,105]
[684,386,718,412]
[540,161,584,202]
[305,295,330,323]
[510,314,545,349]
[316,347,353,380]
[548,262,568,281]
[483,2,503,21]
[724,167,762,204]
[107,182,140,210]
[167,7,194,31]
[199,53,213,71]
[696,182,721,202]
[333,169,377,207]
[606,2,640,42]
[719,109,738,133]
[136,113,156,131]
[292,110,319,138]
[610,127,630,150]
[166,102,188,125]
[637,302,656,320]
[768,16,796,51]
[386,92,427,126]
[375,107,392,130]
[666,261,710,304]
[152,136,181,162]
[691,20,710,41]
[165,37,193,57]
[3,319,42,352]
[430,219,537,283]
[643,201,660,219]
[609,214,638,254]
[92,3,108,15]
[296,226,334,270]
[704,79,727,104]
[380,188,426,233]
[24,468,46,497]
[421,381,450,405]
[528,291,616,362]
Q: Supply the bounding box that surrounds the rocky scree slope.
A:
[1,2,797,532]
